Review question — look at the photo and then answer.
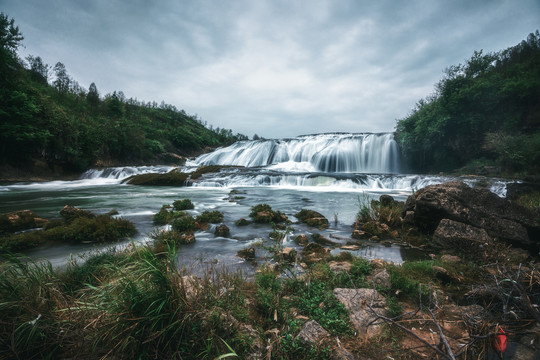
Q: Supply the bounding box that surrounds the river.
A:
[0,133,513,273]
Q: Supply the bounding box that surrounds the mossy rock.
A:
[173,199,194,211]
[311,233,338,246]
[294,234,309,246]
[0,210,48,234]
[123,171,188,186]
[153,205,186,225]
[60,205,95,222]
[214,224,230,237]
[171,214,196,233]
[196,210,224,224]
[249,204,287,224]
[190,165,243,180]
[295,209,329,229]
[235,218,251,226]
[238,247,256,260]
[153,230,195,246]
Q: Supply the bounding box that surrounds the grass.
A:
[0,238,491,359]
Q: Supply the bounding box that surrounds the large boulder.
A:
[295,209,329,229]
[433,219,493,251]
[404,181,539,249]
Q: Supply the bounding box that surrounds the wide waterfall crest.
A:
[191,133,401,173]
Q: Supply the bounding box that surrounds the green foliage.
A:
[173,198,194,211]
[0,14,246,170]
[196,210,224,224]
[1,214,137,253]
[396,31,540,174]
[288,278,353,335]
[171,214,196,233]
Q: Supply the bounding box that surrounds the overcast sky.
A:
[3,0,539,138]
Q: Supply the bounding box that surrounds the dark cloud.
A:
[3,0,539,138]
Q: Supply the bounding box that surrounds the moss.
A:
[173,198,194,211]
[196,210,224,224]
[249,204,287,224]
[295,209,329,229]
[1,214,137,253]
[190,165,227,180]
[234,218,251,226]
[123,171,188,186]
[171,214,196,233]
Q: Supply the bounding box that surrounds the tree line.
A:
[395,31,540,175]
[0,13,247,172]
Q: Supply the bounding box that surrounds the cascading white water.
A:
[190,133,401,173]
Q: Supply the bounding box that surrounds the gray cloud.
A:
[3,0,539,138]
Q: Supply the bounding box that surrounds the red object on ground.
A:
[493,326,507,353]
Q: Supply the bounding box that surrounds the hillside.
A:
[0,13,246,178]
[396,31,540,176]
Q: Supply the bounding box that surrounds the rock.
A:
[180,275,200,301]
[295,209,329,229]
[405,181,539,249]
[402,210,415,224]
[331,347,358,360]
[296,320,329,344]
[328,261,353,273]
[179,234,195,244]
[214,224,230,237]
[440,254,461,263]
[312,233,338,246]
[123,170,188,186]
[234,218,251,226]
[370,259,388,269]
[0,210,48,233]
[294,234,309,246]
[432,265,458,284]
[333,288,387,338]
[237,247,256,260]
[433,219,492,251]
[281,247,297,262]
[60,205,95,222]
[352,229,370,239]
[367,268,391,288]
[340,244,360,251]
[301,243,330,263]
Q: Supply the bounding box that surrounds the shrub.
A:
[196,210,224,224]
[173,199,194,211]
[171,214,196,233]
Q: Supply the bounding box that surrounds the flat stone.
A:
[328,261,352,273]
[296,320,329,344]
[333,288,387,338]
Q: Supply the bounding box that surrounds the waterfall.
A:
[190,133,401,173]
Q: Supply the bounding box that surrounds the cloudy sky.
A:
[3,1,539,138]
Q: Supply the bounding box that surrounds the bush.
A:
[173,199,194,211]
[196,210,224,224]
[171,214,196,233]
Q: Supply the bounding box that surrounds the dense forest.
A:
[396,31,540,175]
[0,13,246,173]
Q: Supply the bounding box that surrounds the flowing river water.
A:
[0,133,513,274]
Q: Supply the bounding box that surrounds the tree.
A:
[0,13,23,53]
[53,62,70,93]
[87,82,100,107]
[26,55,50,84]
